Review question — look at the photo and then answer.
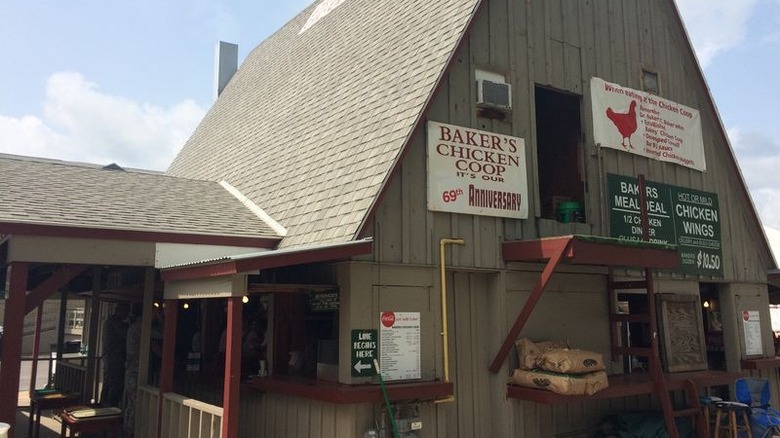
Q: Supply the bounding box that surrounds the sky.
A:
[1,0,779,256]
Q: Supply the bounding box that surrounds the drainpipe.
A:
[435,238,464,404]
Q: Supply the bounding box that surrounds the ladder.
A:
[607,267,707,438]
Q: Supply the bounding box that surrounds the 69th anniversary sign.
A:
[427,121,529,219]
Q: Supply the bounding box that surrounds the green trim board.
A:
[607,174,722,277]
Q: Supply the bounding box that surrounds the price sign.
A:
[608,174,722,276]
[379,312,421,381]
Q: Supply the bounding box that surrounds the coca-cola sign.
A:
[381,311,396,328]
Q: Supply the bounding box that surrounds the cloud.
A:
[764,226,780,264]
[676,0,759,67]
[0,72,205,171]
[728,128,780,233]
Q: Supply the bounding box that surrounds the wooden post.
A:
[56,291,68,364]
[157,299,178,438]
[138,267,155,386]
[222,297,242,438]
[0,262,29,434]
[84,268,101,403]
[29,305,44,395]
[489,239,571,373]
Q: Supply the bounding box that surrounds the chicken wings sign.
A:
[591,77,705,171]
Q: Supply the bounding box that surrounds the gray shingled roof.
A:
[168,0,480,248]
[0,154,281,241]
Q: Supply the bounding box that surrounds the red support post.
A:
[157,300,178,438]
[0,262,29,435]
[222,297,242,438]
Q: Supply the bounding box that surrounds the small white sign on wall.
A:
[427,121,528,219]
[379,311,421,381]
[742,310,763,356]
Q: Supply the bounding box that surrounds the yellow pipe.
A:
[435,238,464,404]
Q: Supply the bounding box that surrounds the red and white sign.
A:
[427,121,528,219]
[381,311,396,328]
[742,309,762,356]
[591,77,706,171]
[379,311,421,381]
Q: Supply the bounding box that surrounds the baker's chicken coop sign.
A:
[427,121,528,219]
[591,77,705,171]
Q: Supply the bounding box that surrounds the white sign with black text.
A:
[742,310,763,356]
[379,311,421,381]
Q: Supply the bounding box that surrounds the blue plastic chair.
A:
[735,378,780,438]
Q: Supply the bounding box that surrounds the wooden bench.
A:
[28,390,81,438]
[58,407,122,438]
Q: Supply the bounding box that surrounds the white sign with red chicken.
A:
[591,77,705,171]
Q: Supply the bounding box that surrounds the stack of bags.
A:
[509,338,609,396]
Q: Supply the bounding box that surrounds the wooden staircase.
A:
[607,268,707,438]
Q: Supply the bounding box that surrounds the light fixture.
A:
[183,303,190,310]
[153,302,160,308]
[242,295,249,304]
[703,300,710,308]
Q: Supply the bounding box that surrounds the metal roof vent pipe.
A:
[214,41,238,101]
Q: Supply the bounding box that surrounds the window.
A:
[65,308,85,334]
[534,86,585,220]
[642,69,659,94]
[268,291,339,380]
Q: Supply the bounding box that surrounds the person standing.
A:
[99,302,129,407]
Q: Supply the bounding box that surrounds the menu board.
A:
[742,310,763,356]
[308,291,339,312]
[608,174,722,276]
[379,311,421,381]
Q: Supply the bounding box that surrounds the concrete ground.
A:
[13,407,62,438]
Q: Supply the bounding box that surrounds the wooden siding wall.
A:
[371,0,772,283]
[238,391,373,437]
[505,270,612,370]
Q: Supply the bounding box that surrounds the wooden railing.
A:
[53,360,87,402]
[136,385,160,438]
[161,392,222,438]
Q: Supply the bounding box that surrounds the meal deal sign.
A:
[608,174,722,276]
[591,77,706,171]
[427,121,528,219]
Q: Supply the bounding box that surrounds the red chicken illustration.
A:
[606,100,638,148]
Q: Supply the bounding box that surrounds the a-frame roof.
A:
[168,0,774,269]
[168,0,480,248]
[0,154,282,246]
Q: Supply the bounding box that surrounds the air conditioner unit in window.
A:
[477,78,512,109]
